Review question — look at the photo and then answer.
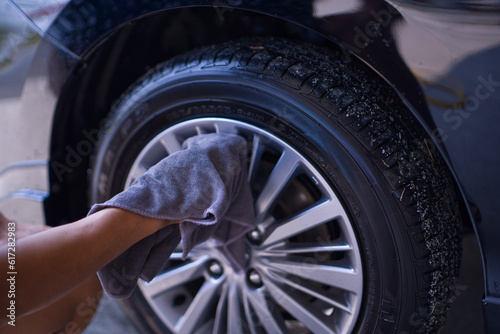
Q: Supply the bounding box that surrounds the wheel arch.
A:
[47,4,473,235]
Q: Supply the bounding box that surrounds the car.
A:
[0,0,499,333]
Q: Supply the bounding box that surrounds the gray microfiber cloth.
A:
[87,133,255,298]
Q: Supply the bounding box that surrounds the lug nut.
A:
[247,229,262,244]
[247,269,263,288]
[208,260,223,277]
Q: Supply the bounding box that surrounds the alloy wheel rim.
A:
[124,117,364,334]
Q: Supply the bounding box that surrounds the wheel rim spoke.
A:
[260,199,343,247]
[140,255,210,299]
[263,275,338,334]
[227,279,245,334]
[212,284,229,334]
[248,135,266,184]
[262,240,352,255]
[125,164,148,185]
[159,131,183,154]
[244,286,288,333]
[263,259,361,293]
[175,277,225,333]
[254,150,301,218]
[267,269,352,313]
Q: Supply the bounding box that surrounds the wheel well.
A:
[46,6,329,225]
[47,6,472,232]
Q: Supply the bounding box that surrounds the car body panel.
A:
[1,0,499,331]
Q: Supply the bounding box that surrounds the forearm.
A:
[1,208,178,321]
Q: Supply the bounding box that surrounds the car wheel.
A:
[89,38,462,333]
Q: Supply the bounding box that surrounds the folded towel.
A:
[88,133,255,298]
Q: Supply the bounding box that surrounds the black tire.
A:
[90,37,462,333]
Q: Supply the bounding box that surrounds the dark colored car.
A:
[1,0,498,333]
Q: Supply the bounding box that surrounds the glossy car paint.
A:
[1,0,499,331]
